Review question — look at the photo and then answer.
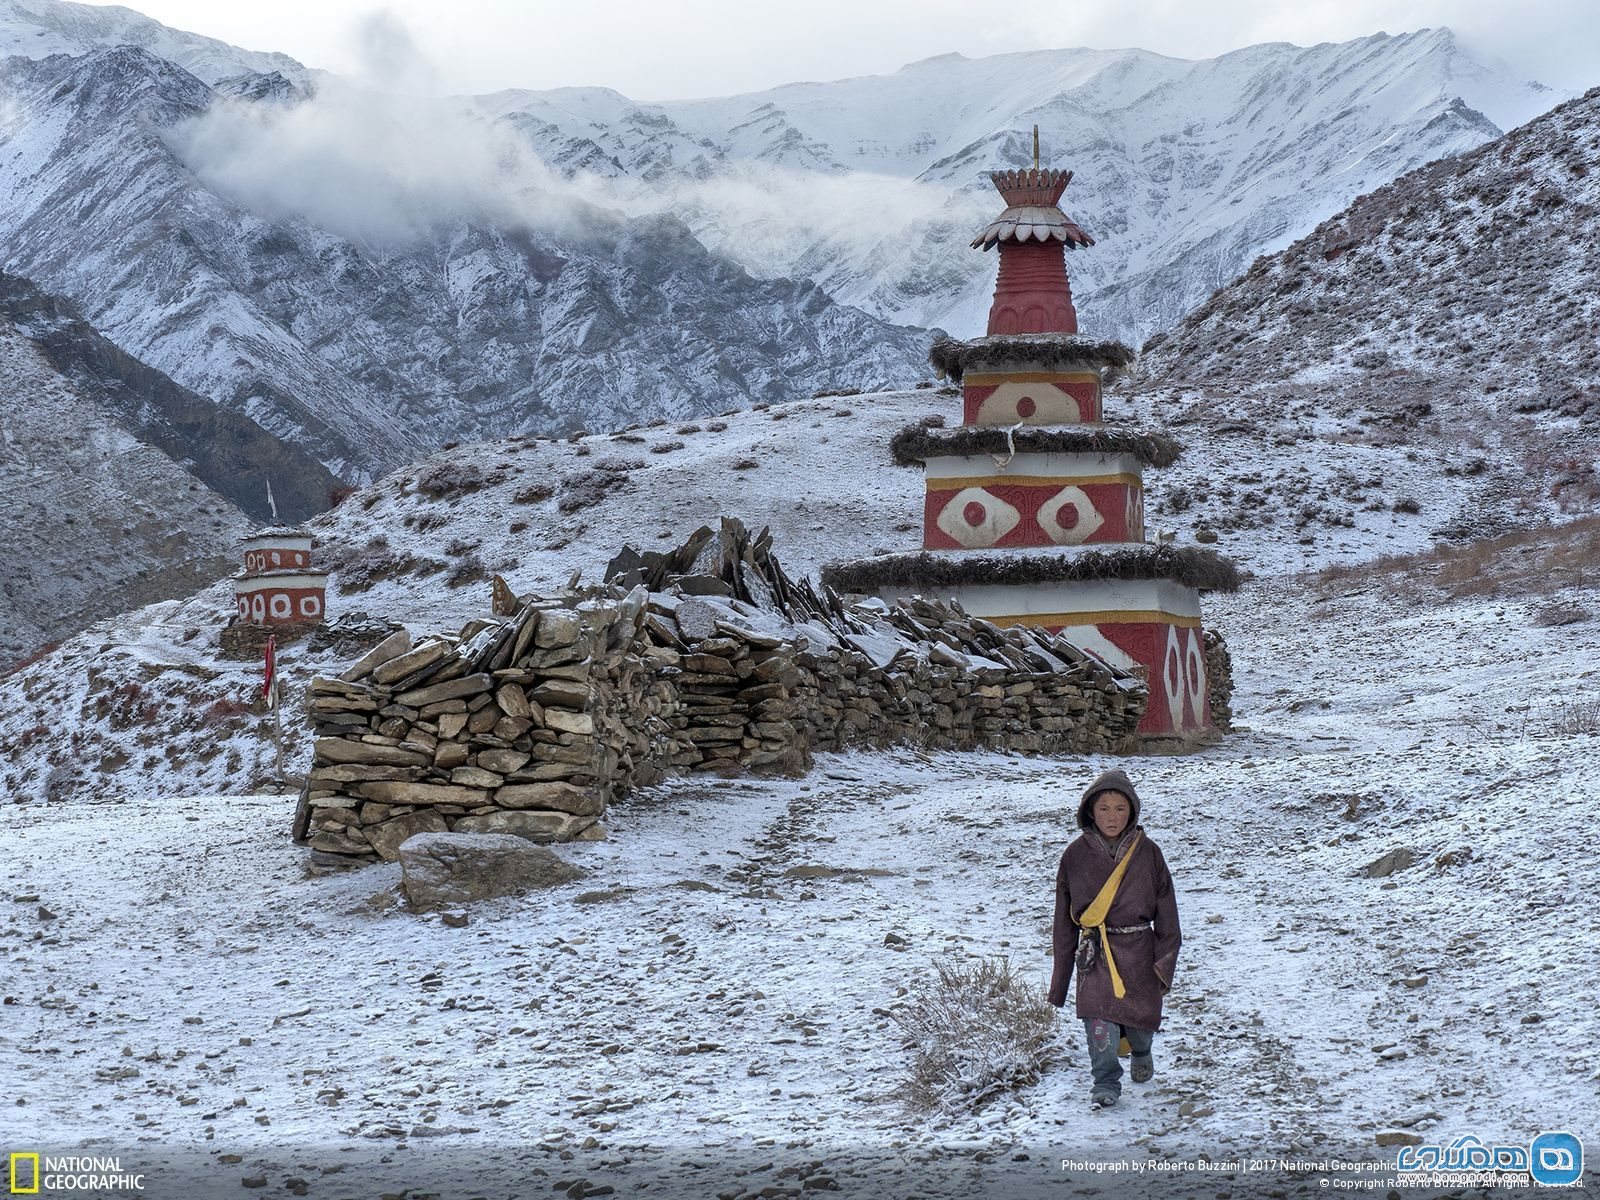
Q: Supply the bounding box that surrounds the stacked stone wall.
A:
[297,583,1148,861]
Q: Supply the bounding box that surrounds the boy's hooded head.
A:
[1077,767,1142,836]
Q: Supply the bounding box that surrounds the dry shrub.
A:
[893,956,1057,1114]
[1316,516,1600,605]
[415,460,486,500]
[1527,697,1600,737]
[1533,601,1591,627]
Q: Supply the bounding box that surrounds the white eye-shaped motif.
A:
[1185,628,1208,728]
[1163,625,1185,730]
[935,487,1021,548]
[1037,487,1105,545]
[973,381,1084,426]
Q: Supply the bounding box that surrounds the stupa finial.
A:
[1032,124,1040,172]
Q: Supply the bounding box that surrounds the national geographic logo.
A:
[8,1154,144,1194]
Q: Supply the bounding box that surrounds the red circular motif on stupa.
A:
[1016,396,1036,418]
[963,501,987,527]
[1055,504,1079,529]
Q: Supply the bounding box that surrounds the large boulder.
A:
[398,832,587,910]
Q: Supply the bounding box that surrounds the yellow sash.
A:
[1074,830,1143,1002]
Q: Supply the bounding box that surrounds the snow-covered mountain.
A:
[0,277,251,671]
[0,34,933,482]
[0,266,352,669]
[479,30,1559,342]
[0,2,1564,488]
[1123,85,1600,549]
[0,0,313,85]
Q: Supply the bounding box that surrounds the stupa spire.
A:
[971,127,1093,335]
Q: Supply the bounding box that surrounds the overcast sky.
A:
[83,0,1598,100]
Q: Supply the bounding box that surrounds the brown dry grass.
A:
[1315,516,1600,606]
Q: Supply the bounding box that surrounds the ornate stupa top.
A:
[972,126,1094,252]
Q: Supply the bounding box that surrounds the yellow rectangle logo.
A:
[9,1152,40,1195]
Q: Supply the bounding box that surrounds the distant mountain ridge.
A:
[0,1,1565,489]
[0,0,313,84]
[0,29,936,482]
[476,29,1559,342]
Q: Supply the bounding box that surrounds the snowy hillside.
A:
[480,30,1559,342]
[0,0,313,85]
[0,267,343,669]
[0,301,249,672]
[3,416,1598,1194]
[1122,86,1600,551]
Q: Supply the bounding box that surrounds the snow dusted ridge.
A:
[0,304,249,672]
[0,32,933,483]
[478,29,1558,344]
[0,0,314,86]
[1117,86,1600,558]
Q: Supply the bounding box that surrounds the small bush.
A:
[514,483,554,504]
[446,555,487,588]
[1522,697,1600,737]
[1532,601,1590,627]
[200,697,250,726]
[415,460,485,500]
[411,511,449,533]
[893,956,1057,1115]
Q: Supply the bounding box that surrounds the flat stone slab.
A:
[398,832,587,909]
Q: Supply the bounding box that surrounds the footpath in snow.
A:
[2,576,1597,1199]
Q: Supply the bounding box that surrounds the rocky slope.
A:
[0,0,313,85]
[0,312,247,672]
[0,268,347,669]
[1124,86,1600,549]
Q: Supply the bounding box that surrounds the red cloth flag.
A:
[264,634,277,708]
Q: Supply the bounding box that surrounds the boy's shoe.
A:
[1090,1090,1118,1109]
[1131,1055,1154,1083]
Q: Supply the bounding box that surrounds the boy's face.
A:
[1092,791,1131,840]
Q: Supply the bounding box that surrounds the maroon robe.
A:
[1047,768,1181,1031]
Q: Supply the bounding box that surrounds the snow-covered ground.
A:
[5,568,1597,1198]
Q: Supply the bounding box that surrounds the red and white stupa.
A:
[825,130,1237,741]
[235,527,328,626]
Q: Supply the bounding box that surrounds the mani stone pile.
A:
[294,519,1161,862]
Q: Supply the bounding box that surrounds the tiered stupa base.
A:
[832,332,1239,744]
